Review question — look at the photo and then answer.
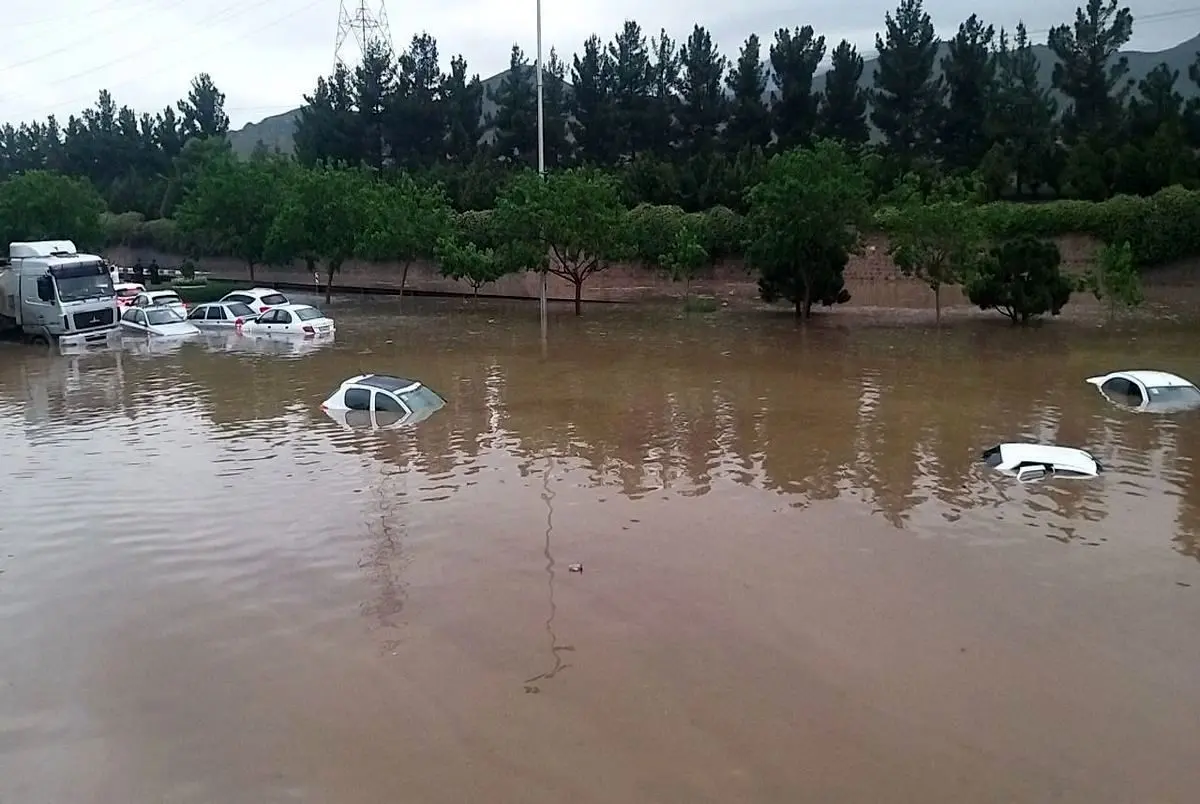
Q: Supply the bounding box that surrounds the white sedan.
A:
[120,306,201,337]
[239,303,334,336]
[131,289,188,319]
[186,300,258,328]
[218,287,289,314]
[1085,370,1200,413]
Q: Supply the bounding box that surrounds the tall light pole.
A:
[535,0,547,343]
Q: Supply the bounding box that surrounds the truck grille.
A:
[72,308,115,330]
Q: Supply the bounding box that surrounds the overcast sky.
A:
[1,0,1194,131]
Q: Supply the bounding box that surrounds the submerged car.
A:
[120,306,201,337]
[239,303,334,336]
[321,373,446,428]
[1085,370,1200,413]
[114,282,145,308]
[131,289,188,318]
[981,443,1103,484]
[186,300,258,328]
[218,287,289,314]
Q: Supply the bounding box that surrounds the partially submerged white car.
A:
[321,373,446,428]
[131,289,188,319]
[239,303,334,336]
[981,443,1103,484]
[120,306,201,337]
[1085,370,1200,413]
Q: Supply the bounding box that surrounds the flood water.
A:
[2,296,1200,803]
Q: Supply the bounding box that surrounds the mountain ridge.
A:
[228,33,1200,157]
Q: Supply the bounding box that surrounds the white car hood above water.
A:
[150,322,200,337]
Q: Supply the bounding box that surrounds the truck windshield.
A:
[51,262,114,302]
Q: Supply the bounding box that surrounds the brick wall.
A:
[106,232,1175,310]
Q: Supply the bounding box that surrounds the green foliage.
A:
[265,164,375,300]
[0,170,106,250]
[656,219,710,298]
[1085,240,1144,316]
[435,235,507,295]
[493,168,630,314]
[358,174,453,268]
[175,153,289,279]
[744,139,871,318]
[627,204,688,264]
[884,198,988,320]
[966,235,1074,324]
[974,185,1200,267]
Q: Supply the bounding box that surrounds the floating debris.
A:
[567,563,583,573]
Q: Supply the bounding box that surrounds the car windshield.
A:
[226,302,255,317]
[1147,385,1200,404]
[400,385,446,413]
[260,293,288,306]
[51,263,114,302]
[295,307,324,321]
[145,308,184,325]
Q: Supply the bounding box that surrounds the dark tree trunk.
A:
[574,280,582,316]
[398,262,411,311]
[247,260,256,283]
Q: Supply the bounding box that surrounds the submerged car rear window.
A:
[295,307,323,321]
[261,293,288,306]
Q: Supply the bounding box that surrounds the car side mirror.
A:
[36,275,55,302]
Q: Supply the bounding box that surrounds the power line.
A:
[8,0,160,32]
[10,0,327,120]
[7,4,1200,125]
[0,0,194,71]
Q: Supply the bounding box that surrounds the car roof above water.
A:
[344,373,421,393]
[1109,370,1195,388]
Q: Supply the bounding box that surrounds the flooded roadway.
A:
[1,297,1200,803]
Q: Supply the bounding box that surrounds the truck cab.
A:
[0,240,120,346]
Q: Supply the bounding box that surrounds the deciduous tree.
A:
[744,140,871,319]
[265,165,374,303]
[493,168,630,315]
[0,170,105,249]
[175,153,289,282]
[883,198,987,323]
[358,174,454,307]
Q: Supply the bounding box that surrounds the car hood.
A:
[150,322,200,337]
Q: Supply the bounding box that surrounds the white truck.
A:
[0,240,120,346]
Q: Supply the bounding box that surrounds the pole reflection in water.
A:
[358,463,410,656]
[524,455,574,693]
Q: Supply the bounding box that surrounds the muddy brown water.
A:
[2,296,1200,803]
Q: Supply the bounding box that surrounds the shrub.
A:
[974,185,1200,269]
[626,204,688,264]
[100,211,146,247]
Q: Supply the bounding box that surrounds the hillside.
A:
[228,34,1200,157]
